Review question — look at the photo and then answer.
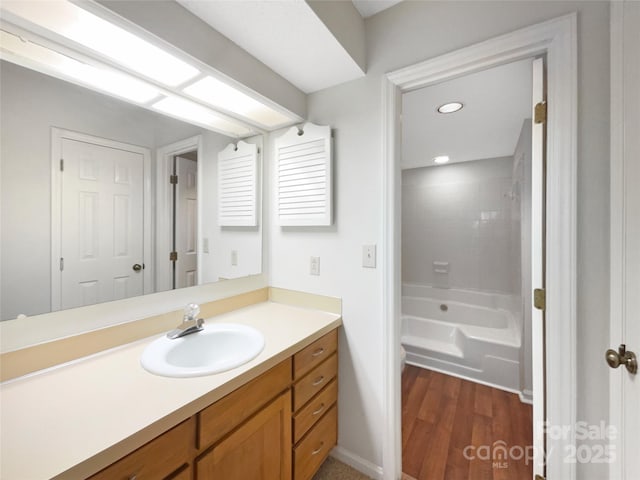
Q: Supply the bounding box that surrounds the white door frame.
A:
[50,128,152,311]
[155,135,203,292]
[381,13,577,480]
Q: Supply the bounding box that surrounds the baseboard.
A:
[519,389,533,404]
[406,361,531,404]
[330,445,384,480]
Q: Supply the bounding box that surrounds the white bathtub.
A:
[401,284,522,393]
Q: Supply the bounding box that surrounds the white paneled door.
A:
[59,137,145,310]
[175,155,198,289]
[610,2,640,478]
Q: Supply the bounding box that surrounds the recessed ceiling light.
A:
[433,156,450,164]
[437,102,463,114]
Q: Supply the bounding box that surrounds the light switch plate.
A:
[363,245,376,268]
[310,256,320,275]
[231,250,238,266]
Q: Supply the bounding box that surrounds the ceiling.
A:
[401,59,534,170]
[178,0,402,94]
[352,0,404,18]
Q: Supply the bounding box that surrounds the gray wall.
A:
[270,2,610,478]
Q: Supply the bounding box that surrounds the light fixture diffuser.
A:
[0,30,161,104]
[1,0,199,87]
[184,76,291,128]
[153,96,253,137]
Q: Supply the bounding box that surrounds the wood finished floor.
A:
[402,365,533,480]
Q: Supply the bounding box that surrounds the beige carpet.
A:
[312,457,417,480]
[313,457,372,480]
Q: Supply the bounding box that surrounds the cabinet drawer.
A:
[88,417,195,480]
[293,379,337,444]
[293,405,337,480]
[293,330,337,381]
[199,358,291,448]
[293,353,337,412]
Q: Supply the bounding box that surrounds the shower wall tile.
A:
[401,156,518,294]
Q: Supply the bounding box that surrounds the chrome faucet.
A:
[167,303,204,339]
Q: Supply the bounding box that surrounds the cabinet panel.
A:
[199,359,291,448]
[293,405,337,480]
[293,330,337,380]
[197,391,292,480]
[88,417,195,480]
[293,353,337,412]
[293,379,337,444]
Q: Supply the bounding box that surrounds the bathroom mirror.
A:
[0,59,264,321]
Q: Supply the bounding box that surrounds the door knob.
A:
[132,263,142,272]
[605,344,637,374]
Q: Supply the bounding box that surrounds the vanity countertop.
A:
[0,301,341,480]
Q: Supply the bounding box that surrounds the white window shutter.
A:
[217,141,258,226]
[275,123,332,226]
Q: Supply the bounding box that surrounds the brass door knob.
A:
[132,263,142,272]
[606,344,637,374]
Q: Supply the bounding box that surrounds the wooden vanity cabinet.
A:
[196,359,292,480]
[87,417,195,480]
[196,391,292,479]
[291,330,338,480]
[86,329,338,480]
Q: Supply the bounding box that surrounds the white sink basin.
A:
[140,323,265,378]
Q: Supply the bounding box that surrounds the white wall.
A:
[269,2,610,478]
[402,157,516,293]
[0,62,234,319]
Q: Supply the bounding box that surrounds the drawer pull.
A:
[312,442,325,455]
[312,375,325,387]
[312,347,325,357]
[312,403,326,416]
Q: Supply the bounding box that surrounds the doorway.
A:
[155,135,203,293]
[381,14,577,480]
[399,57,537,479]
[171,150,198,289]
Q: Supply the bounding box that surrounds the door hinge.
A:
[169,251,178,262]
[170,174,178,185]
[60,257,64,271]
[534,288,546,310]
[534,101,547,124]
[60,158,64,172]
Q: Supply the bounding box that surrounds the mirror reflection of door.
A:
[172,152,198,289]
[58,132,146,310]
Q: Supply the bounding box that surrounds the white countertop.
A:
[0,302,341,480]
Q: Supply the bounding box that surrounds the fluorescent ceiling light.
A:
[153,95,253,137]
[0,30,161,103]
[183,76,292,128]
[433,155,450,164]
[437,102,463,114]
[1,0,199,87]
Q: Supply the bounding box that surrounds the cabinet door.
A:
[197,391,292,480]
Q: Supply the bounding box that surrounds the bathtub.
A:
[401,284,522,393]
